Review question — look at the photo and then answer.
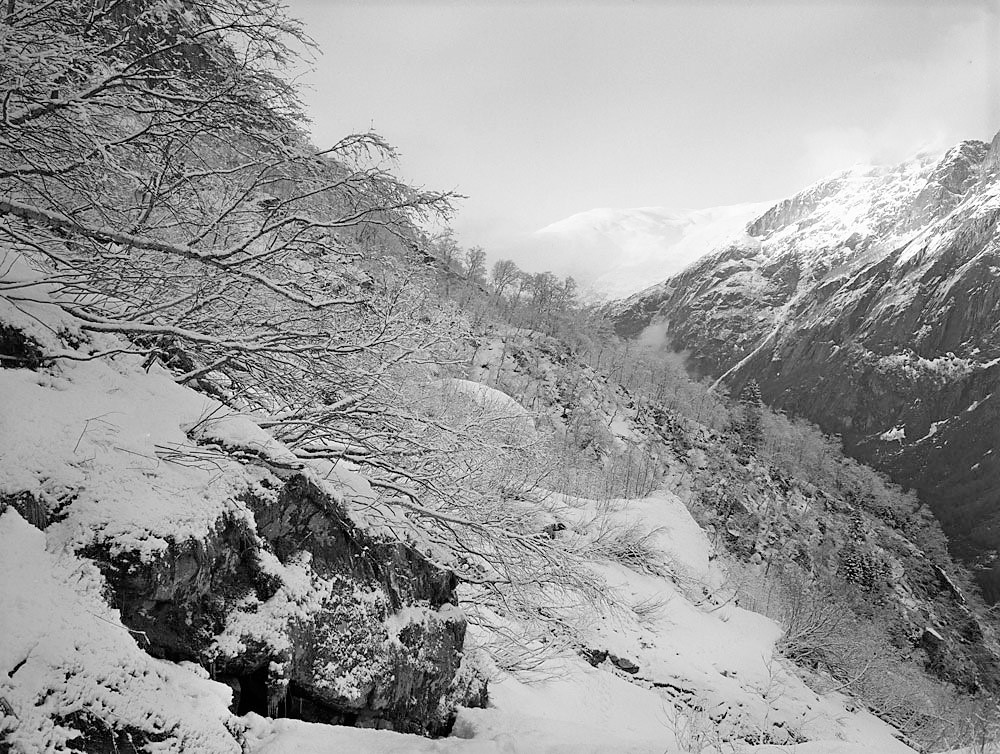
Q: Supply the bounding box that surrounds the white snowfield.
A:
[0,289,931,753]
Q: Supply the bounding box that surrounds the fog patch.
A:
[636,319,672,350]
[631,319,715,383]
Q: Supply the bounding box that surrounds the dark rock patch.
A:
[0,323,45,369]
[56,711,170,754]
[0,491,51,529]
[81,513,276,663]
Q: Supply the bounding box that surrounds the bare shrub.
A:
[581,509,669,577]
[628,593,671,629]
[731,561,1000,751]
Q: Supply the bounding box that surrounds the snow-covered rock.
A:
[234,488,923,753]
[0,510,241,752]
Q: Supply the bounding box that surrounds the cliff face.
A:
[613,136,1000,600]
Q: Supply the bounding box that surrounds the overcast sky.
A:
[286,0,998,259]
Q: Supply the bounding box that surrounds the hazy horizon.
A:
[287,0,999,273]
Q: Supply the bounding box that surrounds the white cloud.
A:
[800,13,995,181]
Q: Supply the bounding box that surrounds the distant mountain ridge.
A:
[516,202,769,299]
[612,134,1000,600]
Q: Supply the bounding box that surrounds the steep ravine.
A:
[613,133,1000,600]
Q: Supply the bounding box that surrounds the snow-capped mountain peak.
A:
[517,202,771,300]
[613,133,1000,601]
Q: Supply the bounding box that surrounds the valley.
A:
[2,2,999,752]
[613,136,1000,602]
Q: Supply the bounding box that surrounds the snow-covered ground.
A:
[241,489,921,753]
[0,278,929,753]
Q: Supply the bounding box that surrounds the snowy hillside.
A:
[1,267,940,752]
[0,275,483,749]
[245,491,921,754]
[0,344,918,752]
[516,204,769,300]
[4,3,999,751]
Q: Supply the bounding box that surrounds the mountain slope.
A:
[612,134,1000,600]
[0,292,932,753]
[518,203,769,299]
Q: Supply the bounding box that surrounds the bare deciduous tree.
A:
[1,2,632,675]
[1,0,466,470]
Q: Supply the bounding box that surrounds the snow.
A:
[0,344,923,754]
[0,510,240,752]
[502,491,917,753]
[455,661,680,753]
[631,146,984,371]
[924,626,945,643]
[880,426,906,443]
[244,715,912,754]
[384,603,465,650]
[895,228,933,268]
[241,488,920,754]
[239,661,679,753]
[916,419,948,444]
[608,412,641,443]
[0,273,923,754]
[875,352,981,382]
[243,714,503,753]
[188,410,302,467]
[0,355,261,560]
[627,493,716,582]
[435,378,535,427]
[211,552,329,660]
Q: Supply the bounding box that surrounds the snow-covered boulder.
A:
[0,308,480,747]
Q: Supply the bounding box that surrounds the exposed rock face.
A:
[0,323,46,369]
[252,474,458,608]
[80,513,275,662]
[233,472,468,735]
[55,712,168,754]
[613,136,1000,600]
[83,470,472,736]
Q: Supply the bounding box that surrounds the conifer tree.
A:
[734,379,764,459]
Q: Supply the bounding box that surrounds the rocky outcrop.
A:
[613,134,1000,601]
[228,472,470,735]
[984,130,1000,175]
[251,474,458,608]
[80,469,475,736]
[54,712,169,754]
[908,141,989,226]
